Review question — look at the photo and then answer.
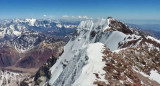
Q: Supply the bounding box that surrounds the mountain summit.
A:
[38,17,160,86]
[106,17,133,34]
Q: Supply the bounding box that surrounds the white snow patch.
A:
[25,18,36,26]
[99,31,127,51]
[0,70,29,86]
[120,80,124,84]
[73,43,108,86]
[147,36,160,44]
[150,70,160,84]
[113,48,127,53]
[56,24,63,28]
[13,31,21,36]
[127,77,133,83]
[133,67,160,84]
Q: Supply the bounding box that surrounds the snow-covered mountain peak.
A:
[25,18,36,26]
[72,17,140,51]
[77,20,94,30]
[107,16,114,24]
[77,17,133,36]
[44,17,160,86]
[76,18,109,37]
[46,18,140,86]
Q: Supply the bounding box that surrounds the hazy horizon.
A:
[0,17,160,25]
[1,0,160,24]
[1,0,160,19]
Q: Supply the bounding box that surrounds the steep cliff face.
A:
[34,55,57,86]
[19,55,58,86]
[45,17,160,86]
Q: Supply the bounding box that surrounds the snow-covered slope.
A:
[72,43,108,86]
[46,17,160,86]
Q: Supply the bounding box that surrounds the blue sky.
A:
[0,0,160,21]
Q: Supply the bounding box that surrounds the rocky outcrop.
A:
[97,39,160,85]
[19,55,59,86]
[0,70,30,86]
[15,41,65,68]
[105,17,133,34]
[34,55,57,86]
[0,31,65,69]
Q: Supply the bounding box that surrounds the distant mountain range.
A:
[0,19,78,86]
[0,18,79,41]
[127,24,160,39]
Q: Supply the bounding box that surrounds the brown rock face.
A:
[0,47,20,67]
[105,17,133,34]
[15,41,65,68]
[0,40,65,74]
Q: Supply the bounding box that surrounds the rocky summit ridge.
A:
[44,17,160,86]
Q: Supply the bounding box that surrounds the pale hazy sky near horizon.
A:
[0,0,160,23]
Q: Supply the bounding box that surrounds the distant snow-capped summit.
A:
[25,18,36,26]
[0,18,78,39]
